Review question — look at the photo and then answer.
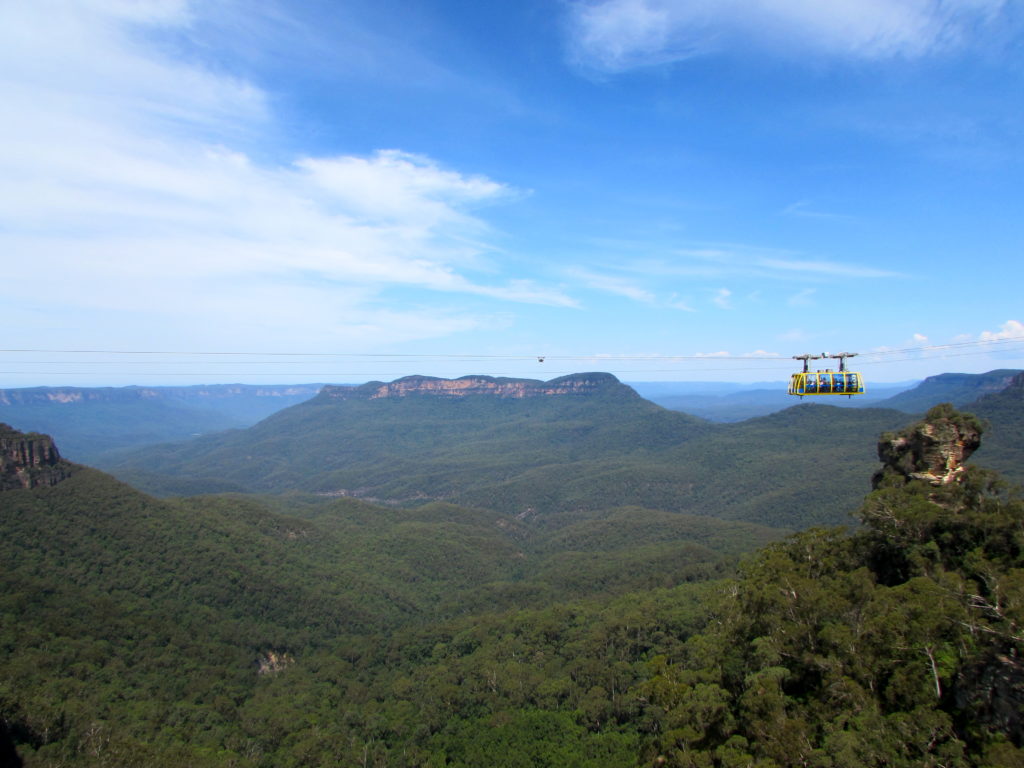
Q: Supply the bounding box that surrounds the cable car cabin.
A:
[788,370,865,398]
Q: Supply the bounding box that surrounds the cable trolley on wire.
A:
[787,352,865,398]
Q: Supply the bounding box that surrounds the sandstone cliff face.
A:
[873,404,983,489]
[0,424,74,490]
[979,370,1024,399]
[321,373,623,401]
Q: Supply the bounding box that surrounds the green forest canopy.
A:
[2,405,1024,766]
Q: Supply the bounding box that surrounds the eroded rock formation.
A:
[872,403,983,489]
[0,424,75,490]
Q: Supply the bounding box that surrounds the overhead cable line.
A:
[0,365,799,378]
[1,336,1021,384]
[2,336,1022,361]
[0,350,798,362]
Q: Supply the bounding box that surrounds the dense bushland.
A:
[3,405,1023,766]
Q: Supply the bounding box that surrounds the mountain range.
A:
[871,368,1023,413]
[633,379,915,421]
[103,373,914,529]
[2,369,1017,469]
[0,383,322,464]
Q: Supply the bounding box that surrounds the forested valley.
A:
[3,375,1024,767]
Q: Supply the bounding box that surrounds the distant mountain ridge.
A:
[637,370,1024,422]
[106,373,913,529]
[874,368,1023,413]
[322,372,622,400]
[633,380,917,421]
[966,371,1024,478]
[0,383,320,406]
[0,382,322,464]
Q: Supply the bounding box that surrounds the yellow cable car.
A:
[788,353,865,398]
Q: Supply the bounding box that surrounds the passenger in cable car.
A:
[819,373,832,393]
[805,375,817,393]
[834,375,845,393]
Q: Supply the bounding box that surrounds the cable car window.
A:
[819,373,832,393]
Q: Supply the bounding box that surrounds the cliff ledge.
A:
[0,424,75,491]
[320,372,626,401]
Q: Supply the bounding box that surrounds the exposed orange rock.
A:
[872,404,983,489]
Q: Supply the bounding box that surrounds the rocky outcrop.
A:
[256,650,295,676]
[872,403,983,489]
[321,373,626,401]
[0,424,75,490]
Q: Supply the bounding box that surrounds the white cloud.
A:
[296,150,511,229]
[668,293,696,312]
[756,257,902,279]
[787,287,816,307]
[568,0,1006,71]
[913,333,929,343]
[0,1,573,354]
[782,200,853,221]
[693,349,781,358]
[712,287,732,309]
[980,319,1024,341]
[572,269,657,303]
[659,245,901,281]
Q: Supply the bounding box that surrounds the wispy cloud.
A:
[712,288,732,309]
[571,268,657,303]
[756,257,902,279]
[695,350,731,358]
[787,288,817,307]
[569,267,698,310]
[0,1,572,351]
[568,0,1008,72]
[782,200,854,221]
[668,293,696,312]
[693,349,781,358]
[650,245,903,281]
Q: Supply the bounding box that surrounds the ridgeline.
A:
[105,373,912,529]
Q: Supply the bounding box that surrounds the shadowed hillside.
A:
[873,369,1023,414]
[967,371,1024,482]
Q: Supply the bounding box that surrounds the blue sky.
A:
[2,0,1023,386]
